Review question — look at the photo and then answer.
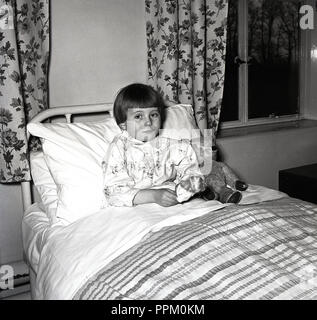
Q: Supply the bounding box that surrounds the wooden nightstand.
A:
[279,163,317,204]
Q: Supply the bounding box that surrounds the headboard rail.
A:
[21,103,114,212]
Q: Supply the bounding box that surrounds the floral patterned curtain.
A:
[146,0,228,145]
[0,0,49,183]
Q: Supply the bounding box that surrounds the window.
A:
[221,0,301,127]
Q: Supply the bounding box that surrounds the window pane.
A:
[221,0,239,122]
[248,0,299,119]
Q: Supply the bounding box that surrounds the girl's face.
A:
[125,107,161,142]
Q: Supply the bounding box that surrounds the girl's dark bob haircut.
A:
[113,83,166,126]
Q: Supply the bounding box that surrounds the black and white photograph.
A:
[1,0,317,305]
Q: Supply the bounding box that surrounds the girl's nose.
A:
[144,117,152,126]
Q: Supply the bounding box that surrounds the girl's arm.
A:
[102,138,139,206]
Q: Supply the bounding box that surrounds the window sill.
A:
[217,119,317,139]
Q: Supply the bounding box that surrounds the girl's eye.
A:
[151,112,159,118]
[134,114,142,120]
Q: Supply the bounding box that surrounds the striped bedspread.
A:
[74,198,317,300]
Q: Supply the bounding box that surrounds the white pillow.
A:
[30,151,58,223]
[27,119,120,224]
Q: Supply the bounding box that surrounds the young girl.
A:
[102,83,205,207]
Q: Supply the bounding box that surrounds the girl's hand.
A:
[153,189,178,207]
[133,188,178,207]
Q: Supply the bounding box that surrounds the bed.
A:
[21,103,317,300]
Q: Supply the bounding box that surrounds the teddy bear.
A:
[199,160,248,204]
[175,160,248,204]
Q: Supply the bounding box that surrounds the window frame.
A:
[220,0,306,130]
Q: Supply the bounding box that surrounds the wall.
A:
[49,0,147,107]
[0,0,146,264]
[1,0,317,265]
[217,126,317,189]
[0,185,24,264]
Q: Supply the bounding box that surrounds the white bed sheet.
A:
[31,185,287,299]
[22,203,65,273]
[22,186,286,299]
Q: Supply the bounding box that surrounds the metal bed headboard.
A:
[21,103,114,212]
